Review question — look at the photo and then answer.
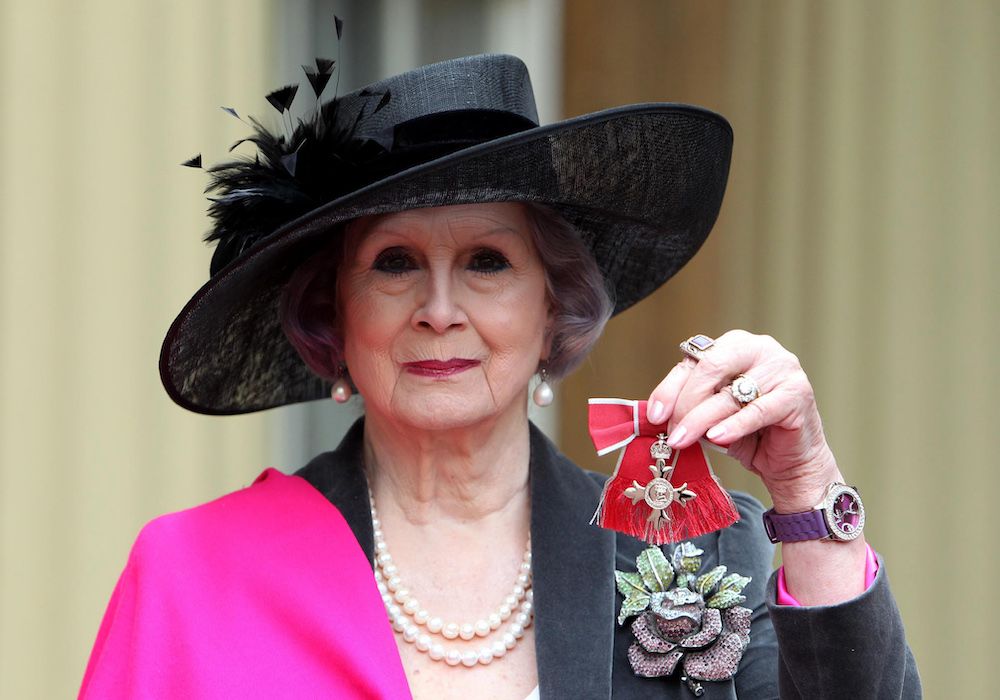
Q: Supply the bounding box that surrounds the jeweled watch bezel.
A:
[761,482,865,543]
[820,482,865,542]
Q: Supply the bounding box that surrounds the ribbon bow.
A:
[588,399,740,544]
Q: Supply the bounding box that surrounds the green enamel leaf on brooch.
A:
[719,573,752,595]
[695,565,728,596]
[672,542,704,574]
[706,589,747,609]
[615,571,648,599]
[637,547,674,592]
[618,593,651,625]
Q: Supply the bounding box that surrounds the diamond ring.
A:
[728,374,761,404]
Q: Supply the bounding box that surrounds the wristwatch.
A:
[761,482,865,543]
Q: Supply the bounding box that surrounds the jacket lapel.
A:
[528,424,616,699]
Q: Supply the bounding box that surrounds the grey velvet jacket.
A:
[296,420,921,699]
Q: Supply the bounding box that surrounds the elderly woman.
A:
[81,53,920,699]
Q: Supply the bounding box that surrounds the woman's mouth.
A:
[403,358,480,377]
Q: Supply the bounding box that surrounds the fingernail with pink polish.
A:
[706,425,726,441]
[667,425,687,447]
[648,400,666,424]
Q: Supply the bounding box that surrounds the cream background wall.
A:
[0,2,277,696]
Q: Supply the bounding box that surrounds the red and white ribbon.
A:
[588,398,740,544]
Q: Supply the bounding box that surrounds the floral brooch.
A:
[615,542,752,697]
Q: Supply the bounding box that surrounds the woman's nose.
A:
[411,270,467,333]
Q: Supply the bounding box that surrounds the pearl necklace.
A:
[369,489,534,667]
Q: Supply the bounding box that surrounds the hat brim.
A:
[160,103,733,415]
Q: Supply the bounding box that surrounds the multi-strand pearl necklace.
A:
[369,489,534,667]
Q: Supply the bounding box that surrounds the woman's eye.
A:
[469,249,511,274]
[373,248,417,276]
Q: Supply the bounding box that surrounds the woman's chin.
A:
[386,390,522,432]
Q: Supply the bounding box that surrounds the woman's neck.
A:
[362,406,532,527]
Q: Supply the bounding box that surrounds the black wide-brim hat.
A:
[161,54,733,415]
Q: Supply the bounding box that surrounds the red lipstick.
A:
[403,359,480,377]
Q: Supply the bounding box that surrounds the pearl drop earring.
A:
[331,367,352,403]
[532,366,553,407]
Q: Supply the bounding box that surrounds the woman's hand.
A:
[647,330,871,605]
[646,330,842,513]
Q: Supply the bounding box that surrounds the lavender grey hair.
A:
[280,202,614,383]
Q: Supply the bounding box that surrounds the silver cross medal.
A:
[624,434,697,532]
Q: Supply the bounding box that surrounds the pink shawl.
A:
[79,468,412,699]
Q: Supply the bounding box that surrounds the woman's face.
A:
[339,203,552,431]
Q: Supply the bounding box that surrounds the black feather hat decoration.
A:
[265,85,299,114]
[303,57,335,98]
[193,16,391,277]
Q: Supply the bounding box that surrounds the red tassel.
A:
[588,399,740,544]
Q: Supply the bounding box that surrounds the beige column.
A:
[0,2,276,696]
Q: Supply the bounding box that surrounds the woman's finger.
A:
[646,357,698,425]
[664,389,743,449]
[672,332,759,422]
[701,388,795,446]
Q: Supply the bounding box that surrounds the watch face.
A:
[823,485,865,541]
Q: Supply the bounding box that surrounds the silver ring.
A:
[678,334,715,361]
[728,374,761,404]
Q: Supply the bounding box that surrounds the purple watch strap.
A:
[762,508,829,543]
